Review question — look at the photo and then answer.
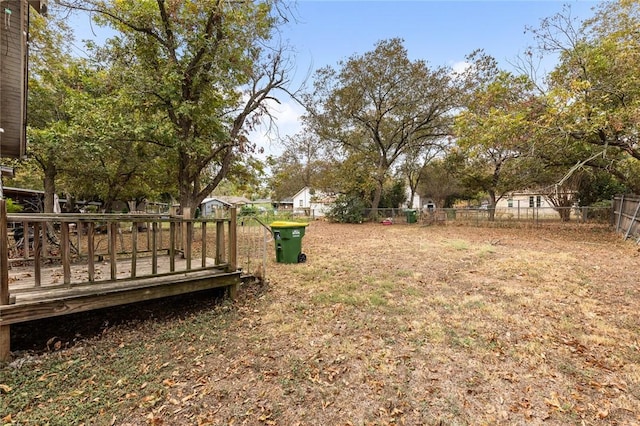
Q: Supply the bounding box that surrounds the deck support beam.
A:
[0,271,241,326]
[1,200,10,361]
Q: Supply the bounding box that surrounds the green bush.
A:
[5,198,23,213]
[326,194,365,223]
[239,205,259,216]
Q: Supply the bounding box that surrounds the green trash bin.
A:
[405,209,417,224]
[271,221,309,263]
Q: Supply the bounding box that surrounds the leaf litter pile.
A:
[2,221,640,425]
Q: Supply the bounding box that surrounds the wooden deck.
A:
[3,256,240,325]
[0,203,239,361]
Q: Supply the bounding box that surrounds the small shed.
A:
[201,197,231,217]
[273,198,293,212]
[200,195,251,216]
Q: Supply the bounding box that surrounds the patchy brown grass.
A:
[2,221,640,425]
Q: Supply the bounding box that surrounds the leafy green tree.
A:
[305,38,457,212]
[2,158,43,192]
[328,150,378,202]
[5,198,23,213]
[58,0,292,216]
[454,53,542,219]
[398,141,443,209]
[268,131,332,201]
[532,2,640,174]
[378,178,407,209]
[573,169,627,207]
[418,158,468,209]
[28,5,168,212]
[62,77,172,210]
[26,9,80,212]
[326,193,366,224]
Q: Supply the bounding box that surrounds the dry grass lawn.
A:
[2,221,640,425]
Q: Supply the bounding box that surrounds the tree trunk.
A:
[178,180,197,219]
[488,190,497,222]
[408,186,417,209]
[559,208,571,222]
[370,180,383,217]
[43,164,57,213]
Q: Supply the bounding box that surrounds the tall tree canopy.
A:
[453,52,542,218]
[267,131,333,202]
[534,1,640,165]
[304,38,457,211]
[26,10,78,212]
[27,5,171,212]
[58,0,292,215]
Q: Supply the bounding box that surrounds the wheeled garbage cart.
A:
[270,221,309,263]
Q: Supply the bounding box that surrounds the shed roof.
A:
[202,195,252,206]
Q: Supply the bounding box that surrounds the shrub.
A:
[326,194,365,223]
[5,198,23,213]
[239,205,259,216]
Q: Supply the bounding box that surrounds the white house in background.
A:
[292,187,312,211]
[495,191,553,210]
[402,186,421,209]
[494,191,568,219]
[292,187,334,217]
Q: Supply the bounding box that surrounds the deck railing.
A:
[1,203,238,291]
[0,200,243,361]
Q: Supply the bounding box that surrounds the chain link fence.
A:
[236,216,272,282]
[360,206,612,226]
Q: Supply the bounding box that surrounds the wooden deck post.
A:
[183,207,191,269]
[109,222,118,280]
[131,222,138,278]
[227,208,238,299]
[169,219,176,272]
[201,221,207,268]
[228,207,237,272]
[61,221,71,285]
[33,222,41,287]
[151,221,158,275]
[22,220,28,260]
[87,222,95,281]
[1,199,10,361]
[215,220,224,266]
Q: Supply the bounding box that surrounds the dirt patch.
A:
[3,221,640,425]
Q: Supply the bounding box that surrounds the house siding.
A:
[292,187,332,217]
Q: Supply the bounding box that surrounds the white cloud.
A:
[250,97,306,160]
[450,60,471,76]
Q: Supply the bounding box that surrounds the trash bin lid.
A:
[270,221,309,228]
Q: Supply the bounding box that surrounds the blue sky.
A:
[68,1,602,158]
[283,0,598,79]
[259,0,601,157]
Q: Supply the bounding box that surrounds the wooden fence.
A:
[613,195,640,242]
